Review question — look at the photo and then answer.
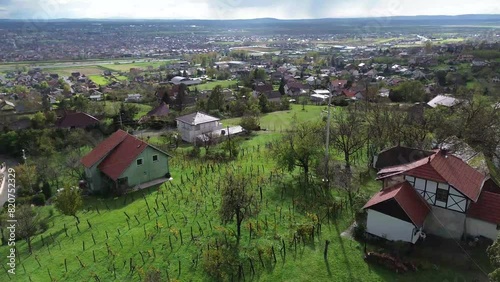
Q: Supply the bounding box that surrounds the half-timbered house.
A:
[364,149,499,242]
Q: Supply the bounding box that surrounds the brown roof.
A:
[364,181,431,227]
[147,102,170,117]
[467,191,500,224]
[378,150,486,201]
[97,134,148,181]
[81,130,128,168]
[56,112,99,128]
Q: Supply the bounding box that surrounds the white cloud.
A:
[0,0,499,19]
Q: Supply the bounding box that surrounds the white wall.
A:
[177,121,223,143]
[466,217,499,241]
[366,209,418,243]
[424,206,466,239]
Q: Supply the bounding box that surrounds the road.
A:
[0,164,7,207]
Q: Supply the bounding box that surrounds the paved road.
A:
[0,165,7,207]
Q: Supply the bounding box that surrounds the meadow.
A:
[0,105,491,282]
[192,80,238,91]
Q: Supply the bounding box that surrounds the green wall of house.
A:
[118,146,170,188]
[85,161,109,192]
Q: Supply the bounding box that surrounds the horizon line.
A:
[1,13,500,21]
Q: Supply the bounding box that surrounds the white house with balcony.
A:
[175,112,223,143]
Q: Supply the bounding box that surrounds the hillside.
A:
[0,105,492,281]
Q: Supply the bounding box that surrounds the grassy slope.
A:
[191,80,237,91]
[0,105,491,282]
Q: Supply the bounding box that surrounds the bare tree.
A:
[331,107,367,173]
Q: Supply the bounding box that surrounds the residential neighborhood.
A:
[0,11,499,282]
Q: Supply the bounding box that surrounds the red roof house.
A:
[56,112,100,129]
[363,181,431,243]
[365,148,499,241]
[81,130,172,194]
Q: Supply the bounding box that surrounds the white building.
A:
[170,76,203,86]
[427,95,461,108]
[125,94,143,103]
[175,112,223,143]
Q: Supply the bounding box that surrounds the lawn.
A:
[191,80,238,91]
[0,105,491,282]
[43,66,107,77]
[104,61,175,72]
[223,104,329,130]
[103,101,153,119]
[88,75,110,86]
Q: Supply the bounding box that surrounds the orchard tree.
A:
[16,205,41,254]
[272,118,323,185]
[54,187,83,223]
[14,163,38,196]
[331,107,367,173]
[219,172,258,244]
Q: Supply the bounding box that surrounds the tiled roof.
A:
[97,134,148,181]
[81,130,128,168]
[364,181,431,227]
[147,102,169,117]
[175,112,220,125]
[467,191,500,224]
[56,112,99,128]
[378,150,486,201]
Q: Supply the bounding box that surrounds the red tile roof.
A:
[81,130,128,168]
[378,150,486,201]
[341,89,356,98]
[56,112,100,128]
[97,134,148,181]
[363,181,431,227]
[467,191,500,224]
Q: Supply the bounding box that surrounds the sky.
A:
[0,0,499,20]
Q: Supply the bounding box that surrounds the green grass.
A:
[191,80,237,91]
[88,75,110,86]
[44,66,107,77]
[223,104,329,130]
[0,105,491,281]
[102,101,153,119]
[105,61,173,72]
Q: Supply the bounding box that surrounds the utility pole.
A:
[323,83,339,188]
[227,126,231,159]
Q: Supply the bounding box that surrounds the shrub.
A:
[31,193,46,206]
[42,181,52,200]
[187,146,201,158]
[202,243,239,281]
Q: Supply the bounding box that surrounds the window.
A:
[136,159,143,166]
[152,155,158,162]
[436,188,448,202]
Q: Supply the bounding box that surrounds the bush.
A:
[42,181,52,200]
[202,243,239,281]
[31,193,46,206]
[187,146,201,158]
[240,115,260,132]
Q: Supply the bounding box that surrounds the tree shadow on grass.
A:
[333,223,355,282]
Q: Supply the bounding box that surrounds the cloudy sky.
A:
[0,0,499,19]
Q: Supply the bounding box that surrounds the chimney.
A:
[441,149,448,158]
